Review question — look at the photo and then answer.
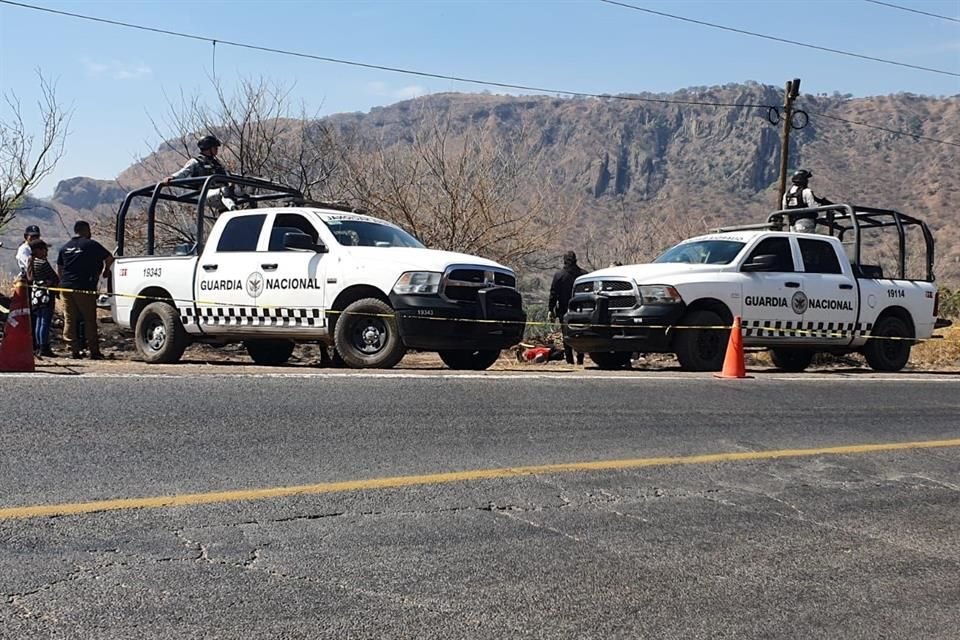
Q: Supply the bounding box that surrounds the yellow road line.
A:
[3,438,960,521]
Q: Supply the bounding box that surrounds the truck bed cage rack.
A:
[116,174,309,256]
[715,204,934,281]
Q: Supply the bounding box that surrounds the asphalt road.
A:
[1,372,959,639]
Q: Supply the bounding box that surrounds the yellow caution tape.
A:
[14,284,954,344]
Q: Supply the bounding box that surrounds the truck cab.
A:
[564,204,948,372]
[111,175,525,369]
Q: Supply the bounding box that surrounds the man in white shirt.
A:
[16,225,41,275]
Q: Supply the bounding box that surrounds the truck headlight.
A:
[638,285,683,305]
[393,271,442,295]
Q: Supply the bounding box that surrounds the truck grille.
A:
[569,278,637,312]
[442,265,518,303]
[575,280,634,294]
[446,269,516,288]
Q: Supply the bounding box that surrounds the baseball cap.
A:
[25,225,40,236]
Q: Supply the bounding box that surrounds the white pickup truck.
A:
[110,175,525,369]
[564,204,950,372]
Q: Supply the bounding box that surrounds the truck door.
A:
[797,237,858,345]
[249,212,328,332]
[738,237,806,342]
[193,213,266,334]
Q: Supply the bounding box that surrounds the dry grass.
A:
[912,324,960,369]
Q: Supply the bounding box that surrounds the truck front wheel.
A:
[244,339,295,366]
[134,302,189,364]
[673,310,726,372]
[770,348,814,372]
[334,298,406,369]
[589,352,632,370]
[863,315,912,372]
[438,349,501,370]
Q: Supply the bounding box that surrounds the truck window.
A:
[268,213,319,251]
[745,238,794,272]
[216,214,266,252]
[799,238,842,274]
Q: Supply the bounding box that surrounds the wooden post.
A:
[777,78,801,208]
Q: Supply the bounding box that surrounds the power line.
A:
[0,0,771,111]
[599,0,960,78]
[2,0,956,148]
[807,110,960,147]
[863,0,960,24]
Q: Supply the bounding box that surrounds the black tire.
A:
[863,315,912,372]
[333,298,406,369]
[589,351,632,370]
[244,339,295,366]
[438,349,501,370]
[673,310,727,372]
[134,302,188,364]
[770,348,815,372]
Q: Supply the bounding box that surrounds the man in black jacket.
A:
[549,251,587,365]
[57,221,114,359]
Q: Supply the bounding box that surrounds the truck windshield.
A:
[322,219,425,248]
[654,240,745,265]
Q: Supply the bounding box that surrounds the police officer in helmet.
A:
[782,169,832,233]
[164,135,239,210]
[165,135,227,183]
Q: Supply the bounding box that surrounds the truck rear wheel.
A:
[770,348,814,372]
[134,302,188,364]
[589,352,632,370]
[438,349,501,370]
[244,339,295,366]
[863,315,912,372]
[673,310,726,372]
[334,298,406,369]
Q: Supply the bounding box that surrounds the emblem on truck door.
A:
[246,272,264,299]
[791,291,808,315]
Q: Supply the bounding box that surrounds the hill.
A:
[4,82,958,284]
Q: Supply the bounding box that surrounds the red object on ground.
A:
[0,283,35,372]
[714,315,748,379]
[523,346,552,363]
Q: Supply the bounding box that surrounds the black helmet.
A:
[791,169,812,186]
[197,135,222,151]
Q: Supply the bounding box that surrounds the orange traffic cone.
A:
[714,315,750,379]
[0,281,35,372]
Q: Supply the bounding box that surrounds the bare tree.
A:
[579,196,710,271]
[0,71,70,230]
[128,77,344,252]
[342,108,577,268]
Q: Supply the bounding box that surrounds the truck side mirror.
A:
[283,232,328,253]
[741,254,779,272]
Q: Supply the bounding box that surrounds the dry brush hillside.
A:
[4,83,958,286]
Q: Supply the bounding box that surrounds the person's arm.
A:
[813,191,833,206]
[165,158,199,183]
[26,256,35,282]
[548,272,561,318]
[56,248,64,280]
[96,242,115,277]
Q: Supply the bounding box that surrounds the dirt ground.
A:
[17,311,960,376]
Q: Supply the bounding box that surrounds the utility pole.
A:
[777,77,801,208]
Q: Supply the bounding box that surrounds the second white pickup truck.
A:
[564,204,949,372]
[110,175,525,369]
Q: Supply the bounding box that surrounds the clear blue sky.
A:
[2,0,958,196]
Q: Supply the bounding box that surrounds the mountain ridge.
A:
[4,82,957,282]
